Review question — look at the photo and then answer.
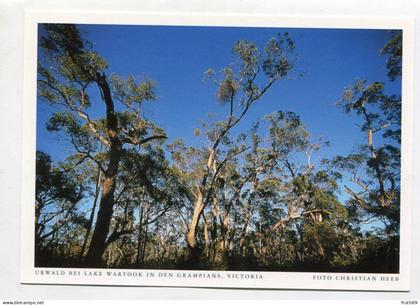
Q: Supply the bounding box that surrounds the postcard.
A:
[21,10,414,290]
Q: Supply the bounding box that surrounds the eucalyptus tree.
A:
[334,80,401,232]
[113,144,189,267]
[244,111,350,268]
[35,151,88,262]
[333,31,402,234]
[37,24,166,265]
[179,33,298,261]
[380,30,402,81]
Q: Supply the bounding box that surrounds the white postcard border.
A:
[21,10,414,291]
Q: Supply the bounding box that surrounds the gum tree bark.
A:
[185,34,295,259]
[85,73,123,266]
[80,167,102,258]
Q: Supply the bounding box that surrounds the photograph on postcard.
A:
[22,12,413,290]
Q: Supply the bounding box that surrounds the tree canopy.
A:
[35,25,402,273]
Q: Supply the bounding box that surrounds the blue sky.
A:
[36,25,401,231]
[37,25,400,166]
[37,25,401,218]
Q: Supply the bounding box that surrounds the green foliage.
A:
[380,31,402,81]
[39,24,107,83]
[262,33,295,78]
[40,24,86,55]
[216,68,239,103]
[266,111,310,157]
[35,25,401,273]
[35,150,89,256]
[209,32,297,109]
[36,151,84,203]
[332,30,402,236]
[58,51,108,83]
[109,74,155,106]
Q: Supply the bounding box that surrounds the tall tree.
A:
[181,33,298,261]
[380,31,402,81]
[35,151,87,262]
[333,31,402,233]
[334,80,400,232]
[38,24,166,265]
